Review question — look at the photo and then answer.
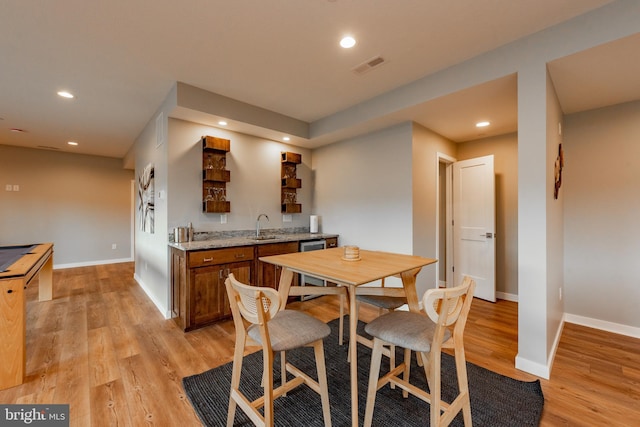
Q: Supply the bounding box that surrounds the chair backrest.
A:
[225,273,281,326]
[423,276,476,344]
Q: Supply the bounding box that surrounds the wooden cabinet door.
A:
[256,242,299,289]
[190,265,225,327]
[222,261,252,317]
[190,261,252,326]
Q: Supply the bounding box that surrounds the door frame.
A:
[436,152,456,288]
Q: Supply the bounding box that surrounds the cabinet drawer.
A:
[188,246,254,268]
[257,241,299,257]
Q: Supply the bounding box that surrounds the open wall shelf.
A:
[202,136,231,213]
[281,151,302,213]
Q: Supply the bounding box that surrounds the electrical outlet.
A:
[5,184,12,191]
[283,214,292,223]
[12,185,19,191]
[112,243,117,250]
[559,288,563,301]
[220,214,227,224]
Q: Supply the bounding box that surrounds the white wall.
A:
[313,123,413,252]
[545,71,565,360]
[564,100,640,331]
[167,118,312,233]
[516,62,552,377]
[133,100,171,317]
[312,122,457,298]
[0,145,133,266]
[313,124,414,283]
[412,123,457,293]
[516,64,566,379]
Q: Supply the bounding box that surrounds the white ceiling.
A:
[1,0,637,159]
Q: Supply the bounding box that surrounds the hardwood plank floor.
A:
[1,262,639,426]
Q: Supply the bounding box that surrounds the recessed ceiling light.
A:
[67,141,78,146]
[340,36,356,49]
[476,121,490,128]
[218,120,227,126]
[283,137,290,142]
[57,91,75,99]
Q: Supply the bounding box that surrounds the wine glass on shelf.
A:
[204,187,214,202]
[217,156,226,170]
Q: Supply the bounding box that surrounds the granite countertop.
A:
[169,231,338,251]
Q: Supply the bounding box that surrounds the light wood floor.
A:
[1,262,639,426]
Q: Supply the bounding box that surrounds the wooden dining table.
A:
[259,246,437,426]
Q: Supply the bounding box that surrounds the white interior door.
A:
[453,155,496,301]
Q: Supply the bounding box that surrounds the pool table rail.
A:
[0,242,54,390]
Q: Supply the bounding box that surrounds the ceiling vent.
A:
[352,55,387,75]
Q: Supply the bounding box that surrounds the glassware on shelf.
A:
[217,156,226,170]
[206,154,214,170]
[205,187,215,201]
[284,191,296,204]
[284,164,296,179]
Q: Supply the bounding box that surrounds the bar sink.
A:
[248,235,277,241]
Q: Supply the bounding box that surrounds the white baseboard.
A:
[53,257,133,269]
[496,291,518,302]
[515,354,550,379]
[564,312,640,339]
[133,273,172,320]
[513,309,563,380]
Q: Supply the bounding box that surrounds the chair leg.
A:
[389,344,396,389]
[425,350,442,427]
[454,347,472,426]
[263,349,275,427]
[313,340,332,427]
[227,335,246,427]
[421,351,432,391]
[363,338,385,427]
[338,292,345,346]
[280,350,287,396]
[402,348,411,398]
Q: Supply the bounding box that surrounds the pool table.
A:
[0,243,54,390]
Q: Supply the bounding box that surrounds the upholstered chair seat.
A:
[247,309,330,352]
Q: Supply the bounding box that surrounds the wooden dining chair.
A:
[363,276,476,427]
[225,273,333,427]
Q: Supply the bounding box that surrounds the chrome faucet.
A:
[256,213,269,238]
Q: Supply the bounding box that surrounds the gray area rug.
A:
[183,317,544,426]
